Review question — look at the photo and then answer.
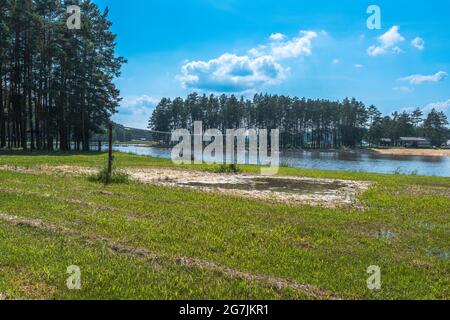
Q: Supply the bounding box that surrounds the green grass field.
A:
[0,151,448,300]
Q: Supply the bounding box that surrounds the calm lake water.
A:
[109,144,450,177]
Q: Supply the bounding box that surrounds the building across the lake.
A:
[398,137,432,148]
[443,140,450,148]
[379,138,393,147]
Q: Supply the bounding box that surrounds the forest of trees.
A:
[0,0,125,151]
[149,93,450,149]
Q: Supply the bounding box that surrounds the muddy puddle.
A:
[180,177,346,195]
[377,229,397,240]
[426,248,450,261]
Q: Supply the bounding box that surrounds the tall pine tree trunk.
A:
[0,63,5,148]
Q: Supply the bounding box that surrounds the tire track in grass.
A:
[0,186,142,218]
[0,212,341,300]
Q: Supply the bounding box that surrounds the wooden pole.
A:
[108,123,113,179]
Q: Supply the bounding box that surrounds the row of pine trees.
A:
[0,0,125,151]
[149,93,450,149]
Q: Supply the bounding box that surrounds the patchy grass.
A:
[0,151,449,300]
[213,163,242,174]
[87,165,129,184]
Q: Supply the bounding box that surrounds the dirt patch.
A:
[0,165,372,208]
[0,187,144,221]
[0,266,57,300]
[0,186,52,198]
[11,271,58,300]
[0,212,74,235]
[0,212,340,300]
[400,185,450,199]
[0,165,96,176]
[127,168,371,208]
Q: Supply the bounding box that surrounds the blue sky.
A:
[93,0,450,129]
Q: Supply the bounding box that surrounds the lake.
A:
[109,144,450,177]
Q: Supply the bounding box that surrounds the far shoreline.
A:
[111,143,450,157]
[369,148,450,157]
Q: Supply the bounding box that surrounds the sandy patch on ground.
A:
[371,148,450,157]
[0,165,96,176]
[126,168,371,208]
[0,165,372,208]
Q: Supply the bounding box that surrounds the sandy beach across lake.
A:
[371,148,450,157]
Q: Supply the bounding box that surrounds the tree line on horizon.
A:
[0,0,125,151]
[148,93,450,149]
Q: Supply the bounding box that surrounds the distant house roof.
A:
[380,138,392,142]
[399,137,430,142]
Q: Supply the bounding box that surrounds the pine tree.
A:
[0,0,125,151]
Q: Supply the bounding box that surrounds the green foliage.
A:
[213,163,242,174]
[148,94,450,149]
[88,165,129,184]
[93,122,159,143]
[423,109,450,146]
[148,94,370,149]
[0,0,125,151]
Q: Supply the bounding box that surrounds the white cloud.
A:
[411,37,425,51]
[393,86,413,93]
[367,46,386,57]
[121,95,160,108]
[354,64,363,68]
[399,71,448,85]
[379,26,405,47]
[392,46,403,54]
[248,45,267,57]
[422,99,450,114]
[270,31,317,59]
[332,59,340,65]
[178,53,288,92]
[113,95,159,129]
[269,33,286,41]
[178,30,320,92]
[367,26,405,56]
